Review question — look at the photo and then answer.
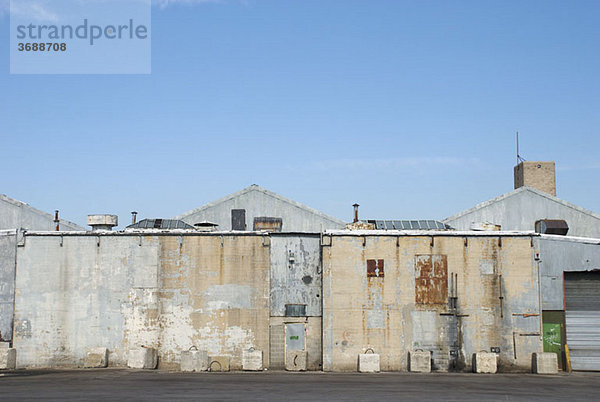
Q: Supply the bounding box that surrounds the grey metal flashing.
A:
[173,184,345,226]
[325,229,537,237]
[443,187,600,223]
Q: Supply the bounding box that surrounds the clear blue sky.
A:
[1,0,599,228]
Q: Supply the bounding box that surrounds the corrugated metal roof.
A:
[126,219,194,230]
[367,220,453,230]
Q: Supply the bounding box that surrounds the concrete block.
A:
[243,350,263,371]
[208,356,230,372]
[84,347,108,368]
[286,351,307,371]
[127,347,157,369]
[472,352,497,374]
[0,348,16,370]
[358,353,380,373]
[532,352,558,374]
[180,350,209,372]
[409,350,431,373]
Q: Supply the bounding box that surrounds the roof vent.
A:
[194,221,219,232]
[87,214,118,231]
[535,219,568,235]
[470,222,501,231]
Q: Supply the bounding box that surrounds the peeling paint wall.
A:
[269,235,322,370]
[0,230,17,341]
[322,234,541,372]
[270,235,321,317]
[14,235,160,367]
[13,233,270,369]
[157,235,270,370]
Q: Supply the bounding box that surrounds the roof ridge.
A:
[0,194,84,229]
[174,185,345,224]
[443,186,600,222]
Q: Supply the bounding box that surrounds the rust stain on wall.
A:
[415,255,448,305]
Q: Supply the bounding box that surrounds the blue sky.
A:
[1,0,599,228]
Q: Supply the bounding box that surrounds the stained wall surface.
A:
[0,230,17,341]
[13,233,270,369]
[322,233,541,372]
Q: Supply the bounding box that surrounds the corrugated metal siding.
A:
[565,272,600,371]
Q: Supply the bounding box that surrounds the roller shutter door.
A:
[565,272,600,371]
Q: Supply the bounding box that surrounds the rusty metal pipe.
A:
[54,210,60,231]
[352,204,359,223]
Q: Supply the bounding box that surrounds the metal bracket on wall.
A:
[220,235,224,248]
[262,235,271,247]
[498,237,502,248]
[464,238,468,248]
[138,235,143,247]
[96,236,100,247]
[430,236,434,248]
[16,229,26,247]
[320,234,332,247]
[178,235,184,252]
[59,235,63,247]
[362,236,366,247]
[396,236,400,247]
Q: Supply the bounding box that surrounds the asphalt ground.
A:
[1,369,599,401]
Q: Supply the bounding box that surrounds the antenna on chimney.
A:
[516,131,525,164]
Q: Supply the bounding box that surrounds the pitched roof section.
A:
[174,184,345,225]
[443,186,600,223]
[0,193,84,230]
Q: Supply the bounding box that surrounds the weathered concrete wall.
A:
[444,188,600,238]
[322,233,541,372]
[13,233,270,369]
[0,195,83,231]
[270,235,321,317]
[0,230,17,342]
[537,235,600,310]
[14,234,160,367]
[175,185,345,232]
[157,235,270,370]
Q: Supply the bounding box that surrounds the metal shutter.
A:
[565,272,600,371]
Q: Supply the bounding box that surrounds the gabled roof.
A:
[0,194,84,230]
[174,184,345,225]
[443,186,600,223]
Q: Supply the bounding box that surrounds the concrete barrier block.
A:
[84,347,108,368]
[409,350,431,373]
[532,352,558,374]
[243,350,263,371]
[358,353,380,373]
[286,351,307,371]
[0,348,16,370]
[180,350,209,372]
[472,352,497,374]
[208,356,230,372]
[127,347,157,369]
